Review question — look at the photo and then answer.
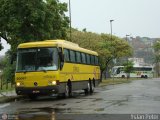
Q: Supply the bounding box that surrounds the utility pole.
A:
[110,20,114,41]
[110,20,114,81]
[69,0,72,41]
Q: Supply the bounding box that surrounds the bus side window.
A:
[91,55,95,65]
[76,51,81,63]
[117,68,120,74]
[70,50,76,63]
[64,49,70,62]
[81,53,86,64]
[86,54,91,64]
[95,56,99,65]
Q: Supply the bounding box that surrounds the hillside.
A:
[128,36,156,64]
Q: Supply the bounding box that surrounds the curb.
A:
[0,95,23,104]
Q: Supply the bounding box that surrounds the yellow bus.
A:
[15,40,101,99]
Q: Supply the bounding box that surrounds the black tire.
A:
[144,75,148,79]
[65,81,72,98]
[89,79,94,94]
[122,75,125,78]
[84,83,90,95]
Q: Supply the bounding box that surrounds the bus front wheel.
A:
[84,83,90,95]
[122,75,125,78]
[144,75,148,79]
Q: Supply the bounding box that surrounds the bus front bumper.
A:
[16,86,59,95]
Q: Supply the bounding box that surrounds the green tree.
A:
[98,34,132,72]
[0,0,69,83]
[123,61,134,79]
[70,28,102,50]
[153,40,160,77]
[153,40,160,63]
[0,56,5,70]
[0,51,15,84]
[0,0,69,52]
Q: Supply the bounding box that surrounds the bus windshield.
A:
[16,47,58,72]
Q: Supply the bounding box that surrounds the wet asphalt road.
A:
[0,78,160,120]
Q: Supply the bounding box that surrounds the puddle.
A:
[92,98,103,102]
[10,107,85,120]
[154,96,160,101]
[55,103,66,106]
[112,100,128,106]
[94,108,105,112]
[129,94,154,101]
[4,108,54,120]
[106,99,129,107]
[18,111,53,120]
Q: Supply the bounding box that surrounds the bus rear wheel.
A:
[89,79,94,94]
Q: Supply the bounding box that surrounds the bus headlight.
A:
[52,81,57,85]
[16,82,24,87]
[16,82,21,86]
[48,80,59,85]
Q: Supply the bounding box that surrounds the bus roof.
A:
[17,40,98,56]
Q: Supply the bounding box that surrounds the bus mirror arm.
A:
[60,61,64,70]
[59,54,64,70]
[60,53,64,62]
[58,50,64,70]
[58,51,64,62]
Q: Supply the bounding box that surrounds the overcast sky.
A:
[60,0,160,38]
[1,0,160,55]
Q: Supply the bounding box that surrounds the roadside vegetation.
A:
[99,77,146,86]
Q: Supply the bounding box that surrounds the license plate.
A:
[32,90,40,93]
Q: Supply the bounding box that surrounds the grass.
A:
[99,77,145,86]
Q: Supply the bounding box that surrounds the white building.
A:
[128,58,144,66]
